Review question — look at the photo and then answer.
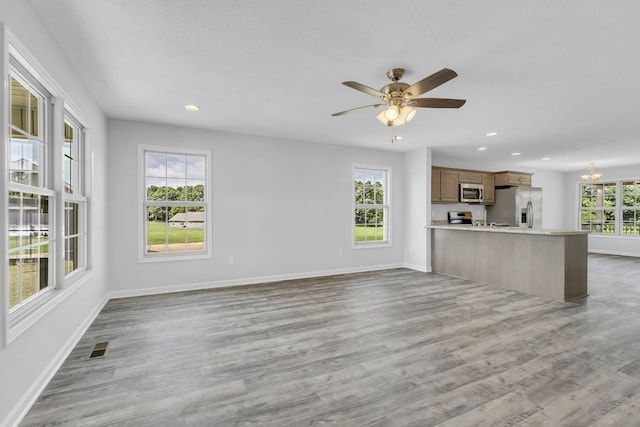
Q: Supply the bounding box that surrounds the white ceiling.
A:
[28,0,640,171]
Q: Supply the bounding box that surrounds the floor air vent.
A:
[89,342,109,359]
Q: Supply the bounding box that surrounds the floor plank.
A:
[19,254,640,426]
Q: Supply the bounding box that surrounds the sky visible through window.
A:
[145,152,205,190]
[354,169,385,186]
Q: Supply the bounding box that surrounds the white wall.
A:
[0,3,108,426]
[431,154,566,229]
[564,164,640,257]
[107,119,406,297]
[404,148,429,272]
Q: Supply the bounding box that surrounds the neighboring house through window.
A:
[8,62,53,312]
[3,37,92,343]
[139,146,212,261]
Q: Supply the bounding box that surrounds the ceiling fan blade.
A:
[342,81,388,100]
[407,98,466,108]
[332,104,383,116]
[403,68,458,99]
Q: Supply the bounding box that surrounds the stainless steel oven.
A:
[459,183,484,203]
[448,211,473,224]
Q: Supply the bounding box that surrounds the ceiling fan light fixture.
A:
[376,105,417,127]
[376,109,393,126]
[397,106,416,126]
[384,104,400,120]
[405,107,416,122]
[335,67,465,134]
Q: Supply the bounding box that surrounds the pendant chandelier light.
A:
[581,162,602,182]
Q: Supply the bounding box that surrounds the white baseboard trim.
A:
[403,262,430,272]
[3,294,110,427]
[589,249,640,258]
[107,263,406,300]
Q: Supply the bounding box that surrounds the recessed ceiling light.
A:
[184,105,200,111]
[542,157,551,161]
[486,132,498,137]
[477,147,487,151]
[512,152,521,156]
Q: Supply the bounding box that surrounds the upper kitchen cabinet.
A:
[441,169,459,202]
[458,170,482,184]
[431,168,441,201]
[482,173,495,205]
[432,167,459,203]
[494,171,533,187]
[432,166,497,205]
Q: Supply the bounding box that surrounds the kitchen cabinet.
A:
[494,171,532,187]
[482,173,495,204]
[440,170,459,202]
[432,167,533,204]
[431,167,459,203]
[431,168,441,201]
[458,171,482,184]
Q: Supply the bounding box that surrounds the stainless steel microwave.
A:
[460,183,484,203]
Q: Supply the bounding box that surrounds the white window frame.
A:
[62,112,87,281]
[352,164,391,248]
[578,179,640,237]
[7,55,56,316]
[2,26,94,345]
[138,145,213,263]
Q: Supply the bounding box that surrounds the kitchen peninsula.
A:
[428,225,588,302]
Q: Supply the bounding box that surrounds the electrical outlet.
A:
[338,249,343,257]
[228,256,235,265]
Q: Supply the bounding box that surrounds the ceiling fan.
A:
[332,67,466,127]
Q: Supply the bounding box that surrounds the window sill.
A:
[138,251,212,263]
[353,241,392,249]
[7,270,95,345]
[588,233,640,239]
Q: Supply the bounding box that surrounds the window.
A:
[3,36,92,342]
[579,180,640,236]
[9,74,46,187]
[353,166,390,246]
[8,63,54,311]
[622,181,640,235]
[140,146,211,261]
[580,182,616,234]
[63,115,87,276]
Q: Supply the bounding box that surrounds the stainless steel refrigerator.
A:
[486,186,543,228]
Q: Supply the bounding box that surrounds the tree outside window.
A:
[580,180,640,236]
[353,167,389,244]
[142,149,210,258]
[580,183,616,233]
[622,181,640,235]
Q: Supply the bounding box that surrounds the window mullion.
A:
[50,97,65,287]
[145,200,205,206]
[616,181,622,235]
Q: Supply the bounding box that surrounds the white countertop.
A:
[426,224,588,236]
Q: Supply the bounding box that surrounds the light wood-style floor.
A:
[20,254,640,426]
